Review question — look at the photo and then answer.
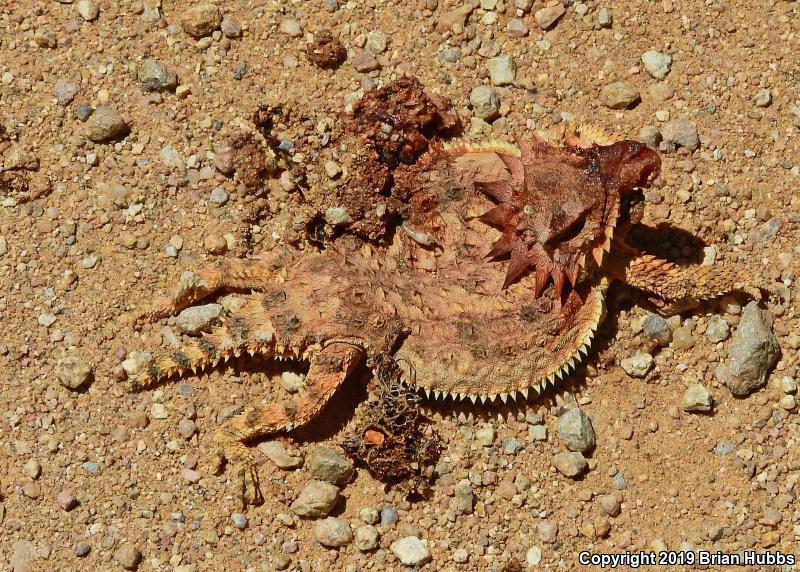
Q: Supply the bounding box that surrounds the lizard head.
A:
[470,132,661,298]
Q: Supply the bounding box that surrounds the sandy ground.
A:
[1,0,799,570]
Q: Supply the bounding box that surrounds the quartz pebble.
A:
[470,85,500,121]
[391,536,431,566]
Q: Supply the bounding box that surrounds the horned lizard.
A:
[127,122,767,505]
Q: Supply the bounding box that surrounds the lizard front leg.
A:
[212,342,364,506]
[605,241,768,314]
[137,256,282,323]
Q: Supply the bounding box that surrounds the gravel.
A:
[600,492,622,516]
[726,301,779,396]
[641,50,672,79]
[599,82,640,109]
[470,85,500,120]
[307,446,354,485]
[390,536,431,566]
[290,480,340,517]
[352,52,380,72]
[380,506,399,525]
[175,303,223,335]
[475,425,496,446]
[538,521,558,543]
[526,545,543,566]
[556,407,596,452]
[85,106,128,142]
[313,517,352,547]
[597,7,612,27]
[638,125,663,148]
[507,18,529,37]
[552,451,589,478]
[57,490,78,511]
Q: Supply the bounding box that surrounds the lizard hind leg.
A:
[606,241,769,314]
[127,296,278,391]
[211,342,364,506]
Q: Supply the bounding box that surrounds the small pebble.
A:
[552,452,588,478]
[114,543,141,570]
[556,408,596,452]
[314,517,352,547]
[487,55,516,86]
[534,4,565,29]
[620,353,653,378]
[538,521,558,543]
[600,82,640,109]
[137,59,178,92]
[56,356,93,389]
[390,536,431,566]
[526,545,543,566]
[280,18,303,38]
[180,4,221,38]
[307,447,353,485]
[290,480,340,517]
[380,506,399,525]
[354,525,379,551]
[55,78,80,106]
[74,543,91,557]
[176,303,222,335]
[641,50,672,80]
[752,89,772,108]
[470,85,500,121]
[57,490,78,511]
[683,384,713,412]
[85,106,128,142]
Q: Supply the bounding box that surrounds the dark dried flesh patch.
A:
[341,344,441,489]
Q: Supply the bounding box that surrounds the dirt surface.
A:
[1,1,799,571]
